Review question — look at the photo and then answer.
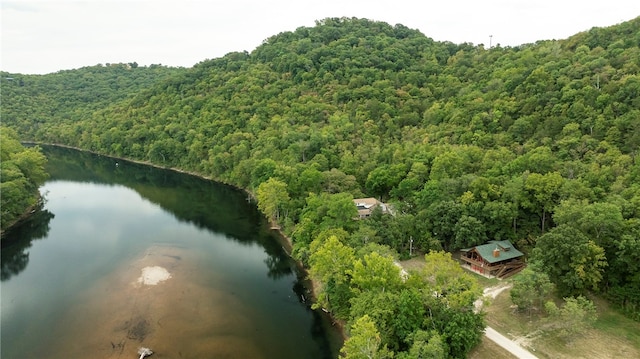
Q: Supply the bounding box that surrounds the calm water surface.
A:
[1,146,341,359]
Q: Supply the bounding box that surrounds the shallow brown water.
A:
[41,245,267,358]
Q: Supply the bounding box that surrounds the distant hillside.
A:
[1,63,183,136]
[2,16,640,356]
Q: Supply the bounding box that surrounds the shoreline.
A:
[0,192,43,239]
[23,141,348,342]
[267,221,348,342]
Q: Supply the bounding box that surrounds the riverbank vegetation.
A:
[2,16,639,357]
[0,127,49,235]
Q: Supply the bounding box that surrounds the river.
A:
[1,146,342,359]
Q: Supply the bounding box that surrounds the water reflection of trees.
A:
[41,146,305,287]
[1,208,54,281]
[264,255,293,279]
[42,145,265,242]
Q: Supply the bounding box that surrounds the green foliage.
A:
[421,251,482,310]
[390,289,427,349]
[545,296,598,340]
[2,15,640,356]
[439,309,485,359]
[425,200,463,251]
[349,288,426,352]
[349,291,397,343]
[397,330,447,359]
[1,128,48,232]
[453,214,487,250]
[255,177,289,222]
[293,192,358,248]
[533,225,608,296]
[341,315,393,359]
[309,235,355,285]
[1,63,181,143]
[523,171,564,233]
[363,211,435,258]
[309,235,355,318]
[404,251,486,357]
[606,219,640,319]
[366,164,407,200]
[510,267,554,314]
[351,252,403,293]
[554,199,624,244]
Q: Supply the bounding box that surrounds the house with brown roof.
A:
[353,197,389,219]
[460,240,525,278]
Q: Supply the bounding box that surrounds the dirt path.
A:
[475,285,512,312]
[484,327,538,359]
[478,284,539,359]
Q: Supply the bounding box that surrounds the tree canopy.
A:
[0,127,48,234]
[2,15,640,354]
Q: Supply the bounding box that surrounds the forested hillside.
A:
[3,17,640,357]
[1,63,182,134]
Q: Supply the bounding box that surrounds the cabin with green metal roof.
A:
[460,240,525,278]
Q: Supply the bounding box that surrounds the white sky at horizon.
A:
[1,0,639,75]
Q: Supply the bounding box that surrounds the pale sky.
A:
[2,0,638,74]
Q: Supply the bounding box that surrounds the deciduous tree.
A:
[524,171,564,233]
[341,315,393,359]
[545,296,597,340]
[309,235,355,317]
[351,252,403,293]
[532,224,607,296]
[421,251,482,310]
[510,267,554,315]
[255,178,289,223]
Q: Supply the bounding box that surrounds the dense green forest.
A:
[3,17,640,357]
[0,127,48,234]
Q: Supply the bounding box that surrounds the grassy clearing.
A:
[473,273,501,288]
[468,335,517,359]
[399,255,427,272]
[483,278,640,359]
[591,296,640,349]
